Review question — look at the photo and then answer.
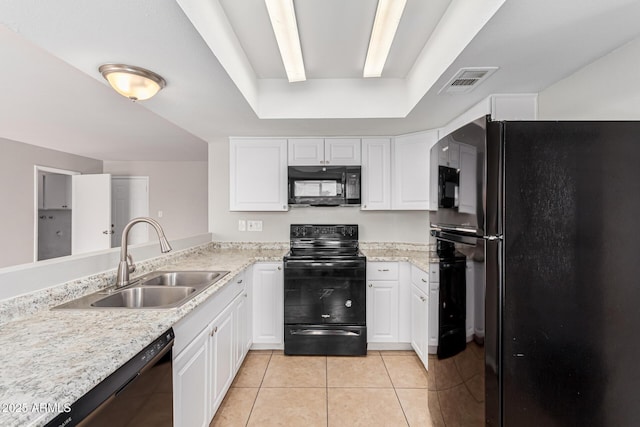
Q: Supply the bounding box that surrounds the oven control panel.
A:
[290,224,358,239]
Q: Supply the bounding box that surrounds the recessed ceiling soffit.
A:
[176,0,506,119]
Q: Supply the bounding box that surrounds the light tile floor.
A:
[211,342,484,427]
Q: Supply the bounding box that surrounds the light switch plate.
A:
[238,220,246,231]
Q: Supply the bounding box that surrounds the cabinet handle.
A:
[320,160,325,164]
[243,293,248,298]
[421,278,427,283]
[368,283,373,288]
[378,269,390,272]
[283,205,287,209]
[325,160,329,164]
[277,266,282,270]
[420,296,426,302]
[237,279,243,284]
[363,205,367,209]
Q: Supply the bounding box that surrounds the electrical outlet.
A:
[238,220,246,231]
[247,220,263,232]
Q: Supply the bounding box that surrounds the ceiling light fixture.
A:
[265,0,306,82]
[99,64,166,101]
[363,0,407,78]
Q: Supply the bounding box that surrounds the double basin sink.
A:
[54,271,229,309]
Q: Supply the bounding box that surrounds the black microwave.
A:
[288,166,361,206]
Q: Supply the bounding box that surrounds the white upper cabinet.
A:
[42,174,71,209]
[288,138,361,166]
[229,138,288,211]
[287,138,324,165]
[392,130,438,210]
[361,138,391,210]
[324,138,361,165]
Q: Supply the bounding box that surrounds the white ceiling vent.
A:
[439,67,498,94]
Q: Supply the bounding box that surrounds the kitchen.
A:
[2,0,640,426]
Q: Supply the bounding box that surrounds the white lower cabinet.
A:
[172,269,253,427]
[367,280,399,342]
[252,262,284,347]
[410,265,430,368]
[209,302,235,416]
[173,327,210,427]
[410,284,429,369]
[366,262,400,343]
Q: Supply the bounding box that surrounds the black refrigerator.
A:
[430,116,640,426]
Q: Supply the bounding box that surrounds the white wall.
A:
[208,139,430,243]
[538,36,640,119]
[103,161,208,242]
[0,138,103,268]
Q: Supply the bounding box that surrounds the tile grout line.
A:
[380,354,412,426]
[325,356,329,427]
[244,351,273,427]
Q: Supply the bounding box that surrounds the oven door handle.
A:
[289,329,362,337]
[284,260,364,268]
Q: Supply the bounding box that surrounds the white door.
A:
[252,263,284,345]
[209,304,235,417]
[410,284,429,368]
[71,174,112,254]
[173,327,210,427]
[392,130,438,210]
[366,280,399,342]
[361,138,391,210]
[229,138,288,211]
[111,176,149,247]
[324,138,361,165]
[288,138,325,165]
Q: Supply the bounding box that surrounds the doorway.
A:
[34,166,79,261]
[111,176,150,247]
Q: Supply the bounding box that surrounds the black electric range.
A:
[283,224,367,356]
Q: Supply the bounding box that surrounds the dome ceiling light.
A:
[99,64,166,101]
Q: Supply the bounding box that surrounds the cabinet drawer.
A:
[429,264,439,283]
[366,262,399,280]
[411,265,429,294]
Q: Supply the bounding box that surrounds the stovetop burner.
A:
[285,224,363,260]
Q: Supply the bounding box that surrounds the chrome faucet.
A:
[115,217,172,288]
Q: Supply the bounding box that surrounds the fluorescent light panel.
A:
[363,0,407,78]
[265,0,306,82]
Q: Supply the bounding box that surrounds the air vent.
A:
[439,67,498,94]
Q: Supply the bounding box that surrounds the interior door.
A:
[111,176,149,247]
[71,174,112,254]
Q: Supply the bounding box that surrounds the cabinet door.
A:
[229,138,288,211]
[288,138,325,165]
[174,327,210,427]
[366,280,399,342]
[392,131,438,210]
[209,303,235,417]
[458,143,477,214]
[361,138,391,210]
[324,138,361,165]
[234,291,250,371]
[410,284,429,369]
[252,263,284,345]
[44,174,71,209]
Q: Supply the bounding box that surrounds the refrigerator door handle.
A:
[484,235,503,241]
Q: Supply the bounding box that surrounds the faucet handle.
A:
[127,253,136,274]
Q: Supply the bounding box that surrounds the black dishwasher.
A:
[46,329,174,427]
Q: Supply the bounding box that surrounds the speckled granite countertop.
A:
[0,242,445,427]
[0,246,285,427]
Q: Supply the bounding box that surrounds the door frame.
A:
[33,166,80,262]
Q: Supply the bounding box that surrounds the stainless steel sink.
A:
[53,270,229,310]
[91,286,196,308]
[139,271,222,287]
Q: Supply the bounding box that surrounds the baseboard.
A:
[367,342,412,351]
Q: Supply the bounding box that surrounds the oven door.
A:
[284,258,366,325]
